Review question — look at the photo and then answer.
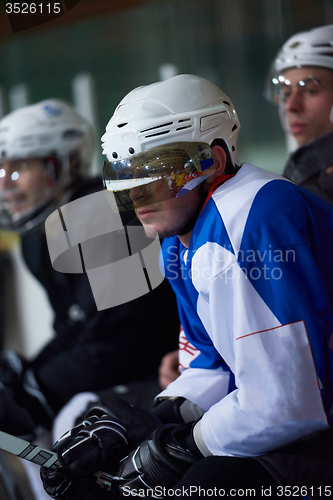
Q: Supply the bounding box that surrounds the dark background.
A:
[0,0,332,173]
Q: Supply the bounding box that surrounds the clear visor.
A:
[103,142,215,212]
[0,156,60,231]
[264,66,331,134]
[264,62,328,105]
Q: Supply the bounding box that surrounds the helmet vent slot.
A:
[313,43,333,48]
[63,130,84,139]
[318,51,333,57]
[117,123,128,128]
[177,118,192,130]
[176,125,192,131]
[144,130,170,138]
[140,122,173,133]
[38,134,54,145]
[20,136,34,145]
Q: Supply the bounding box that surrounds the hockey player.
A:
[40,76,333,499]
[0,99,180,496]
[265,24,333,202]
[161,24,333,396]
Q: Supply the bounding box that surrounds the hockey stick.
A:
[0,430,114,490]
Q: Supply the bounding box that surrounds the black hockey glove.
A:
[56,402,161,475]
[0,351,54,438]
[40,466,111,500]
[115,422,203,498]
[41,400,161,499]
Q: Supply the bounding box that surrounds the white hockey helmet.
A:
[265,25,333,103]
[102,74,240,211]
[0,99,94,233]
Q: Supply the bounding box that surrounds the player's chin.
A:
[141,222,160,239]
[142,220,177,239]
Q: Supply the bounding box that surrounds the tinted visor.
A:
[103,142,215,211]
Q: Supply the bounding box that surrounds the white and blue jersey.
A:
[158,163,333,457]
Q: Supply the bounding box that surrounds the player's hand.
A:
[40,466,111,500]
[115,423,203,497]
[53,406,130,475]
[159,350,180,389]
[50,399,161,476]
[41,400,162,499]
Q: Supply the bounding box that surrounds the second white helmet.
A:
[265,24,333,103]
[0,99,95,233]
[0,98,94,174]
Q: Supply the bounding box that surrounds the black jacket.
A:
[21,178,180,413]
[283,131,333,204]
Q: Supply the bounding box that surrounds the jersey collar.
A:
[200,173,236,213]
